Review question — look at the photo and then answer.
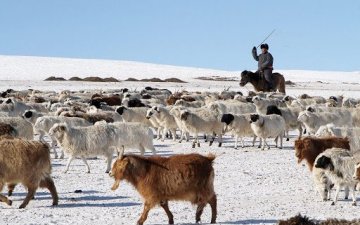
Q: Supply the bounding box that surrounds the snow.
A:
[0,55,360,225]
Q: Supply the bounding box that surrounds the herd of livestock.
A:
[1,87,360,224]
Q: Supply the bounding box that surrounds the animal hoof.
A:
[345,197,349,200]
[209,141,213,146]
[19,204,26,209]
[331,202,335,206]
[352,202,357,206]
[197,143,200,147]
[286,138,289,141]
[258,146,261,149]
[169,219,174,224]
[8,200,12,206]
[192,144,195,148]
[218,143,222,147]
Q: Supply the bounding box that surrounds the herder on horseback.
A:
[252,43,274,91]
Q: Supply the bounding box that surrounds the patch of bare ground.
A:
[195,76,238,81]
[44,76,66,81]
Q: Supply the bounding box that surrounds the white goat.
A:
[33,116,92,158]
[146,106,178,141]
[95,121,156,156]
[49,123,116,173]
[315,124,360,151]
[298,111,353,135]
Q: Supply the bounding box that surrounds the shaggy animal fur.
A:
[294,137,350,171]
[0,117,33,140]
[0,137,58,208]
[49,123,116,173]
[315,148,358,205]
[0,123,17,137]
[278,214,360,225]
[110,154,217,225]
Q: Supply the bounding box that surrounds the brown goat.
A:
[0,136,58,208]
[62,111,114,124]
[110,154,217,225]
[294,136,350,171]
[92,95,122,106]
[166,93,196,105]
[0,123,17,137]
[278,214,360,225]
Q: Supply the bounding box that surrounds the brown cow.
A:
[294,136,350,171]
[110,154,217,225]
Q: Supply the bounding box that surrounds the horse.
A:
[239,70,286,94]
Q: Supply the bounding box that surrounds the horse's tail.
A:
[279,74,286,94]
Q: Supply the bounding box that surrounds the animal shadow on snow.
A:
[55,190,140,208]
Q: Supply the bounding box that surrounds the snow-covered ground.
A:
[1,55,360,225]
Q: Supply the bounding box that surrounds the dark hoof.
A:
[192,144,196,148]
[331,202,335,206]
[8,200,12,206]
[345,196,349,200]
[209,141,213,146]
[286,138,289,141]
[8,191,12,197]
[19,204,26,209]
[352,202,357,206]
[169,219,174,224]
[197,143,200,147]
[218,143,222,147]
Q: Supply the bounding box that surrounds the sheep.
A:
[207,101,256,116]
[342,97,360,108]
[109,154,217,225]
[252,96,284,115]
[0,136,58,208]
[266,105,303,140]
[221,113,257,149]
[49,123,116,173]
[33,116,92,158]
[328,95,344,107]
[146,106,178,141]
[315,124,360,151]
[294,136,351,201]
[297,111,353,135]
[249,114,286,150]
[315,148,359,205]
[174,99,204,108]
[95,121,156,156]
[0,117,33,140]
[2,98,32,116]
[0,123,17,137]
[115,106,153,127]
[180,108,223,148]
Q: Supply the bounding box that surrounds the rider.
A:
[252,43,274,90]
